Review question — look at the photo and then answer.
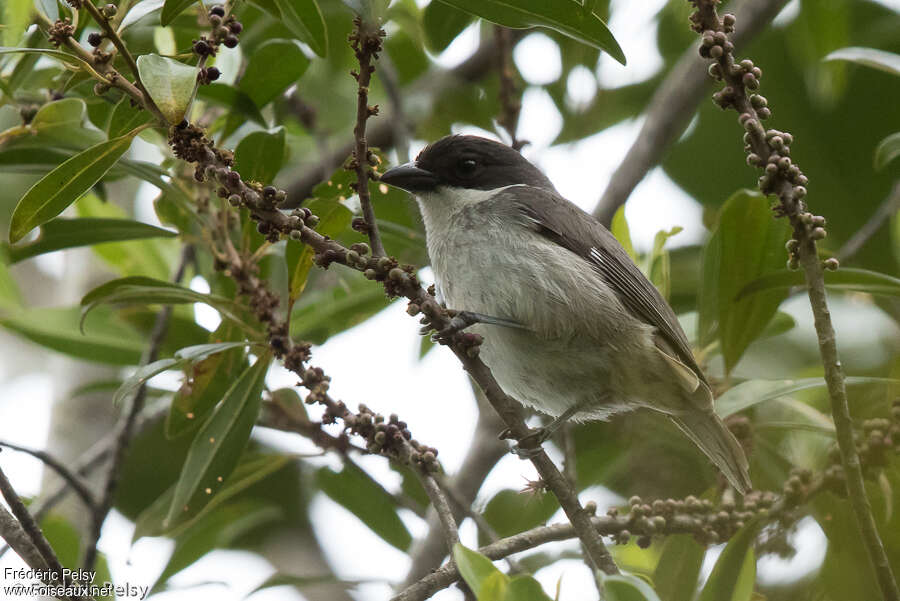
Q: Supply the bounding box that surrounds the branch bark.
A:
[349,16,387,257]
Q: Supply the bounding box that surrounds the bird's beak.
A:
[379,162,439,192]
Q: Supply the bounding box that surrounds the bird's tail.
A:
[670,411,752,494]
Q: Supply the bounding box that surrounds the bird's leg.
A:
[421,309,528,342]
[508,402,587,459]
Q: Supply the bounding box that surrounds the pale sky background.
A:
[4,0,900,599]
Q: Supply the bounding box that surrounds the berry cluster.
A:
[48,18,75,47]
[192,4,242,85]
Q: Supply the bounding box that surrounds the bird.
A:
[379,134,752,494]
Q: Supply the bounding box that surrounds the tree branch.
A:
[0,442,96,511]
[592,0,789,226]
[836,181,900,262]
[401,392,508,585]
[0,464,91,600]
[687,2,900,599]
[419,474,460,554]
[348,16,387,257]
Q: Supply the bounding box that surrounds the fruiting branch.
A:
[687,2,900,599]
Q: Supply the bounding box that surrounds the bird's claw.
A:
[509,427,550,459]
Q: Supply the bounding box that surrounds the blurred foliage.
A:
[0,0,898,599]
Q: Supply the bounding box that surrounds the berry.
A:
[223,35,238,48]
[209,5,225,17]
[88,32,102,47]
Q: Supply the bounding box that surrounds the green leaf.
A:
[697,520,758,601]
[195,83,267,127]
[698,190,790,373]
[435,0,625,65]
[29,98,105,148]
[504,576,553,601]
[80,276,247,331]
[644,225,682,299]
[136,54,197,124]
[151,501,280,593]
[166,323,249,438]
[824,47,900,77]
[134,452,289,539]
[453,544,507,598]
[5,217,175,264]
[875,132,900,171]
[8,133,136,243]
[76,194,175,279]
[423,0,474,52]
[737,267,900,299]
[239,39,310,108]
[4,0,34,46]
[0,46,91,69]
[0,247,23,309]
[611,205,636,262]
[600,573,663,601]
[479,489,558,546]
[285,198,353,307]
[233,127,286,183]
[113,342,260,406]
[271,0,327,57]
[249,573,362,595]
[161,0,197,25]
[289,271,390,343]
[0,306,144,365]
[653,534,704,601]
[108,95,153,139]
[118,0,165,31]
[316,464,412,551]
[716,377,898,419]
[164,355,271,527]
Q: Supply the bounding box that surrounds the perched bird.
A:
[380,135,751,493]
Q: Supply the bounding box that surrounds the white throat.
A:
[414,184,524,240]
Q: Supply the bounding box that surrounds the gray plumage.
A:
[380,135,751,493]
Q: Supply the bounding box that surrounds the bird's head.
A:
[380,135,554,195]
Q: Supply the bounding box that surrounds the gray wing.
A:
[504,186,705,382]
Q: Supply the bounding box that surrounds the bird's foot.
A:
[509,427,550,459]
[420,310,527,343]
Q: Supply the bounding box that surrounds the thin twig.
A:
[836,182,900,262]
[349,16,387,257]
[0,465,92,600]
[34,11,166,124]
[0,402,169,560]
[0,504,49,573]
[495,26,524,150]
[0,442,96,511]
[433,473,524,575]
[402,394,508,585]
[81,245,193,571]
[419,474,460,553]
[81,0,164,121]
[592,0,788,226]
[688,2,900,599]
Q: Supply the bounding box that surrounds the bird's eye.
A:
[457,158,478,177]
